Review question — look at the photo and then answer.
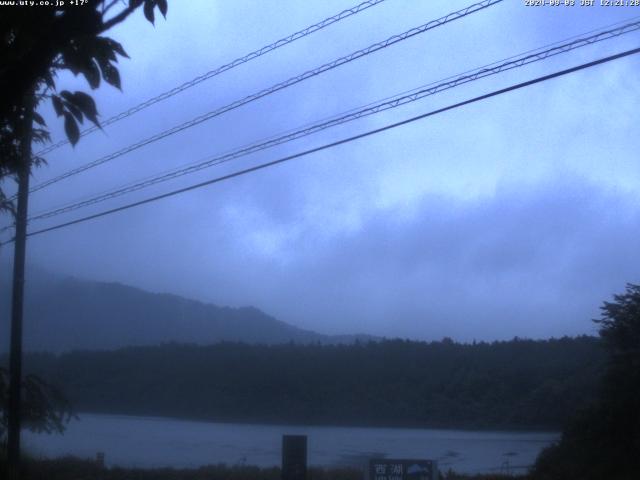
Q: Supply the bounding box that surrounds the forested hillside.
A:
[0,271,374,352]
[17,336,604,430]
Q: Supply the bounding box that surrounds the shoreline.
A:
[22,413,555,475]
[3,456,528,480]
[69,410,562,435]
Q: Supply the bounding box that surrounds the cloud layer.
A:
[2,0,639,342]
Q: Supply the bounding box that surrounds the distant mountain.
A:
[0,267,376,352]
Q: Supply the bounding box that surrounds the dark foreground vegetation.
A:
[0,457,521,480]
[528,284,640,480]
[2,284,638,479]
[14,335,604,430]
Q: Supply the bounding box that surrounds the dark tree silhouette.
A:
[0,367,74,446]
[532,283,640,480]
[0,2,169,474]
[13,336,604,430]
[0,0,168,213]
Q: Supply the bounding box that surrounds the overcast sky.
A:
[2,0,640,341]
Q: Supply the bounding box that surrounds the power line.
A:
[27,0,503,195]
[22,20,640,224]
[4,46,637,245]
[34,0,389,156]
[342,13,640,112]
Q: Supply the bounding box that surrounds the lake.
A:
[23,413,559,475]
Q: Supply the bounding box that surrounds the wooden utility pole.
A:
[7,93,34,479]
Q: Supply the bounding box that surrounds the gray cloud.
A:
[14,176,639,342]
[2,0,640,343]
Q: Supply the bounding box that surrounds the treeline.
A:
[14,336,603,430]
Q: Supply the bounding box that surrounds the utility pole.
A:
[7,92,34,480]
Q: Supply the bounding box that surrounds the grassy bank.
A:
[0,457,525,480]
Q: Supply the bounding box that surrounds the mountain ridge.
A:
[0,267,377,352]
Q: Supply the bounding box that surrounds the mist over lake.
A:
[23,414,558,475]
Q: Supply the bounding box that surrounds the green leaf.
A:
[72,91,99,127]
[157,0,168,18]
[94,37,118,63]
[143,0,155,24]
[59,91,74,103]
[103,64,121,90]
[33,111,46,127]
[60,91,83,123]
[51,95,64,117]
[65,102,83,123]
[83,59,101,89]
[95,37,129,62]
[106,38,130,59]
[92,51,111,77]
[63,112,80,146]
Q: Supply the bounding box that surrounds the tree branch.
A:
[99,4,137,33]
[103,0,122,16]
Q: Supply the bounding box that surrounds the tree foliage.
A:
[14,336,604,430]
[0,367,74,449]
[531,284,640,480]
[0,0,168,455]
[0,0,168,215]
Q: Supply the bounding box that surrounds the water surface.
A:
[24,413,558,475]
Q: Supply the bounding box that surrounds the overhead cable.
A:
[27,0,503,194]
[35,0,390,155]
[24,20,640,223]
[4,46,636,244]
